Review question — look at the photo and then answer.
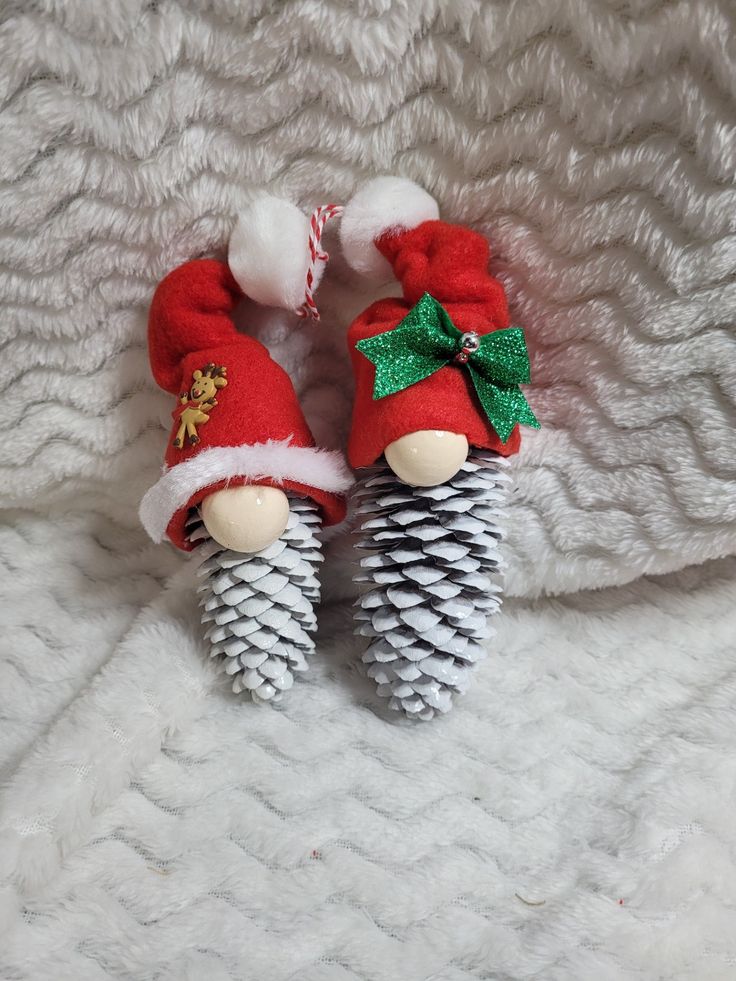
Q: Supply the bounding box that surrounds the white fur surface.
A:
[139,440,353,543]
[2,2,736,976]
[2,511,736,978]
[339,176,440,279]
[229,196,319,311]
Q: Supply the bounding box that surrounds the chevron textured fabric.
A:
[1,2,735,978]
[1,0,734,598]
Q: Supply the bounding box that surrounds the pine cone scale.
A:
[355,450,509,720]
[189,496,323,703]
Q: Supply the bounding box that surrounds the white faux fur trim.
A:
[140,440,353,543]
[339,176,439,280]
[229,196,320,311]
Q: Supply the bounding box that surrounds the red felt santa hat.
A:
[140,197,352,551]
[338,177,538,468]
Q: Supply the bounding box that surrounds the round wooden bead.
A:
[384,430,469,487]
[201,485,290,553]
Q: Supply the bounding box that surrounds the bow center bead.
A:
[454,331,480,364]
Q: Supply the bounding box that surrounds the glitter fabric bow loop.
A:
[355,292,540,443]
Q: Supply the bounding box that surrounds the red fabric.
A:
[347,220,522,468]
[149,259,346,549]
[149,259,243,395]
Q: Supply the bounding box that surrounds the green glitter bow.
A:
[355,292,540,443]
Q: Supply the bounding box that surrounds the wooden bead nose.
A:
[201,485,290,553]
[384,430,469,487]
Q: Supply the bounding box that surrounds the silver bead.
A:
[459,331,480,352]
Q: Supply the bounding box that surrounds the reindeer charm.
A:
[173,363,227,448]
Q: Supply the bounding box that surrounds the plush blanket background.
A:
[1,1,735,978]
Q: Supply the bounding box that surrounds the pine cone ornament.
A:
[354,450,509,720]
[338,179,541,722]
[139,215,351,708]
[188,495,324,703]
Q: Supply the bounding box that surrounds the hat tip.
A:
[339,176,439,280]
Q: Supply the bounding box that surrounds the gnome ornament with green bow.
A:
[339,177,539,721]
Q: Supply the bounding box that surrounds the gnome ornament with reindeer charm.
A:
[340,177,540,721]
[140,196,351,702]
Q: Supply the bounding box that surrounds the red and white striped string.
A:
[297,203,344,321]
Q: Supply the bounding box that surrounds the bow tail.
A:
[469,368,540,443]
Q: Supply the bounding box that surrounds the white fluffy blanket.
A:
[3,517,736,979]
[2,2,735,977]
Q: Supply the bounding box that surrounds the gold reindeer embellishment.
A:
[173,363,228,449]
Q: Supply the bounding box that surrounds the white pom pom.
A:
[339,176,439,281]
[229,196,320,311]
